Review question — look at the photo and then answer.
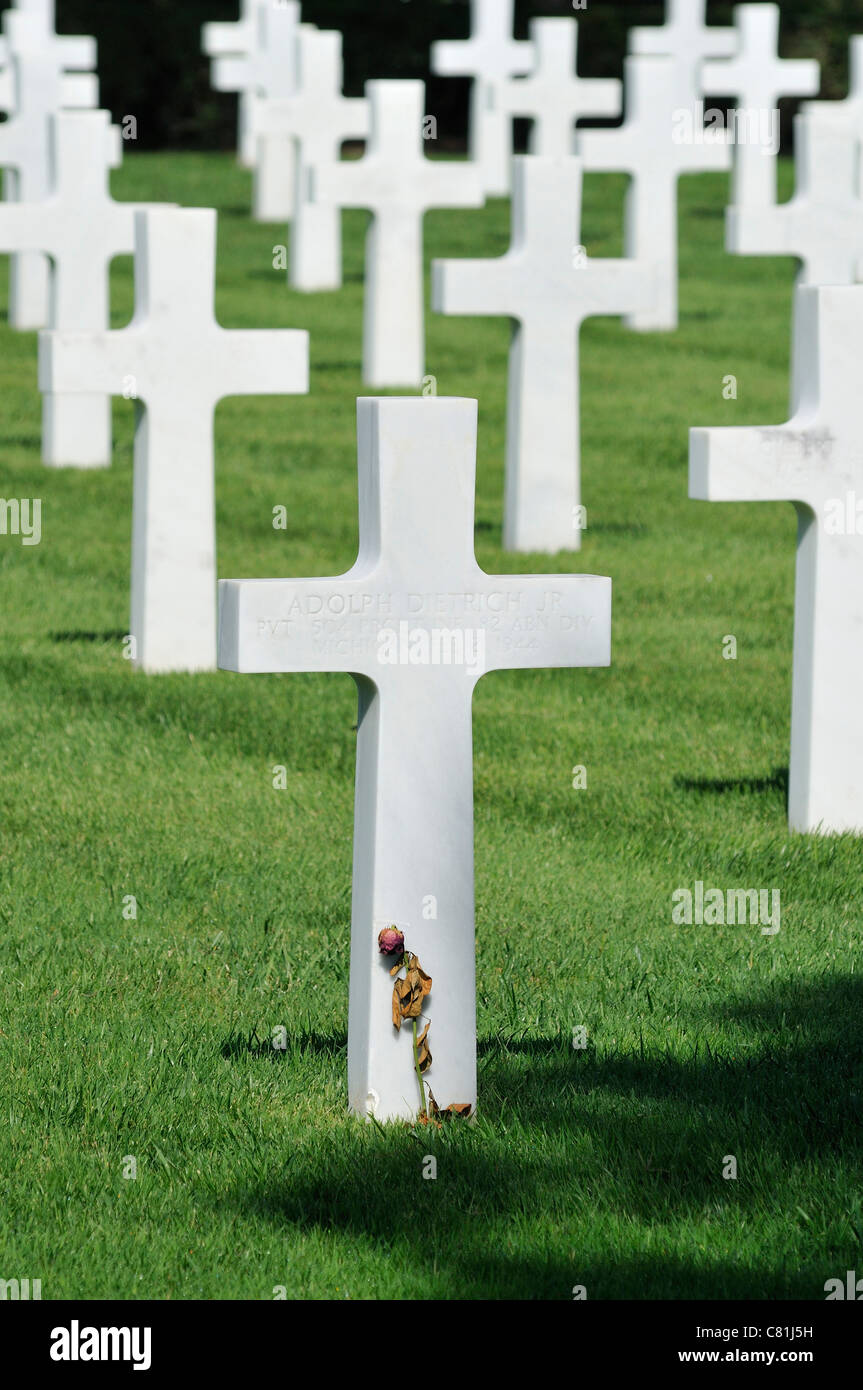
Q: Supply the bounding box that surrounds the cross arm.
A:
[218,572,384,678]
[311,157,376,209]
[430,39,473,79]
[38,328,138,396]
[0,199,61,256]
[58,72,98,108]
[212,55,248,94]
[478,573,611,675]
[432,254,519,319]
[202,20,252,58]
[689,424,817,506]
[47,36,97,72]
[206,328,309,403]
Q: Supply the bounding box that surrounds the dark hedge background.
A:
[33,0,863,150]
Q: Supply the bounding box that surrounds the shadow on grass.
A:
[51,629,128,644]
[224,974,863,1298]
[674,767,788,799]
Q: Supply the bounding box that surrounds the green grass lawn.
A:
[0,152,860,1301]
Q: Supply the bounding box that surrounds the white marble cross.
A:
[431,0,533,197]
[202,0,258,167]
[0,0,95,112]
[254,27,369,287]
[701,4,819,209]
[0,110,168,468]
[213,0,303,209]
[219,395,612,1119]
[494,18,621,161]
[432,156,657,554]
[313,80,484,388]
[690,284,863,834]
[0,9,98,330]
[804,36,863,138]
[727,113,863,288]
[39,208,310,674]
[630,0,737,110]
[578,55,728,332]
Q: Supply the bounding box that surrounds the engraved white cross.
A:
[702,3,819,208]
[0,109,169,467]
[690,285,863,834]
[431,0,533,197]
[433,156,657,553]
[219,396,612,1119]
[0,9,98,329]
[39,208,309,673]
[313,80,484,388]
[495,18,621,161]
[578,54,730,331]
[254,27,369,289]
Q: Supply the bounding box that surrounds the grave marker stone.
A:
[701,3,819,208]
[254,27,369,287]
[218,395,612,1118]
[578,54,730,332]
[202,0,258,167]
[690,284,863,834]
[433,156,658,553]
[431,0,533,197]
[0,109,169,467]
[39,208,309,673]
[495,18,621,161]
[313,80,483,388]
[0,7,97,329]
[630,0,736,110]
[727,114,863,287]
[213,1,304,214]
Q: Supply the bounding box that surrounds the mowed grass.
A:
[0,152,861,1302]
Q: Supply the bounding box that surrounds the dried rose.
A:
[377,926,405,956]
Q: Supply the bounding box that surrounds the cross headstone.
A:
[494,18,621,161]
[630,0,737,111]
[701,3,819,209]
[727,113,863,287]
[0,8,98,330]
[578,55,730,332]
[254,26,369,288]
[432,156,658,554]
[690,284,863,834]
[431,0,534,197]
[202,0,258,166]
[0,109,169,467]
[727,113,863,410]
[218,395,612,1119]
[212,1,304,211]
[39,208,310,673]
[804,36,863,137]
[0,0,95,112]
[313,80,484,388]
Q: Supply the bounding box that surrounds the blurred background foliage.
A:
[35,0,863,150]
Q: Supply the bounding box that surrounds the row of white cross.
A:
[5,0,863,1118]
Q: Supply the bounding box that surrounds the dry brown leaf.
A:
[416,1021,432,1074]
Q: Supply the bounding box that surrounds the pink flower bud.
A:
[378,926,405,955]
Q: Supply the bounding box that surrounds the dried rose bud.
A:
[378,926,405,956]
